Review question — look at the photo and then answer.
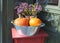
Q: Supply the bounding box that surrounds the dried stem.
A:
[18,14,21,18]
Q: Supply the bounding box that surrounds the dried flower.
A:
[21,2,28,8]
[17,5,23,14]
[35,5,42,11]
[15,2,42,16]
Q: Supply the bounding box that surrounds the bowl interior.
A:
[14,25,38,36]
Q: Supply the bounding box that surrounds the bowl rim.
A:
[11,20,45,27]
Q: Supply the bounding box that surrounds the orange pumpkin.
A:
[29,17,42,26]
[14,18,29,26]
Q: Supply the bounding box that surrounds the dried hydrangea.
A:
[15,2,42,16]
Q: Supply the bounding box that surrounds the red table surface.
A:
[11,28,48,38]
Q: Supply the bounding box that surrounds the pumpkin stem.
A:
[32,11,37,17]
[18,14,21,18]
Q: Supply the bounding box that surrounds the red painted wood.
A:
[14,37,45,43]
[11,28,48,38]
[11,28,48,43]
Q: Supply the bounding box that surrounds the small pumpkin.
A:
[29,17,42,26]
[14,18,29,26]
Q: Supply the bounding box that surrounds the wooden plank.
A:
[0,0,2,43]
[2,0,14,43]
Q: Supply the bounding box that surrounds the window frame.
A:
[44,0,60,14]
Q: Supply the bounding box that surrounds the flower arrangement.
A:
[15,2,42,17]
[13,2,44,36]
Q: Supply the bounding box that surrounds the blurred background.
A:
[0,0,60,43]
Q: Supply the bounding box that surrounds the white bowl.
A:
[11,21,45,36]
